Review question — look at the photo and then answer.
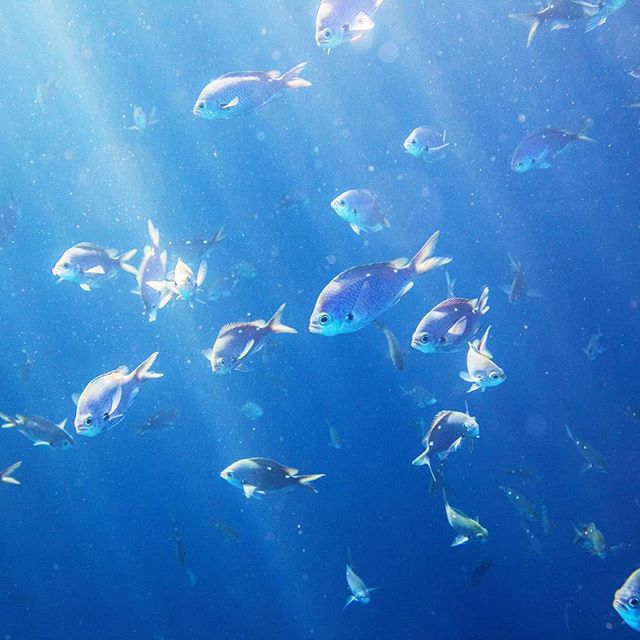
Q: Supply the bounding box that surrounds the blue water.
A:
[1,1,640,638]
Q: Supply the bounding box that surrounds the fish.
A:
[328,422,346,449]
[0,193,19,245]
[400,385,437,408]
[620,406,640,422]
[411,287,490,354]
[445,271,456,297]
[231,260,257,281]
[35,75,62,109]
[240,401,264,421]
[509,0,588,47]
[167,228,224,262]
[345,562,375,608]
[316,0,384,50]
[210,519,241,541]
[193,62,311,120]
[578,0,626,32]
[470,560,494,586]
[412,408,479,481]
[565,424,607,473]
[136,408,178,435]
[74,352,163,437]
[499,485,538,522]
[171,521,197,586]
[309,231,451,336]
[374,321,404,370]
[203,304,297,375]
[511,119,595,172]
[128,106,159,132]
[20,348,33,383]
[459,326,506,393]
[0,461,22,485]
[443,490,489,547]
[503,254,530,303]
[276,191,310,214]
[0,413,73,448]
[135,220,168,323]
[220,457,325,499]
[403,126,449,162]
[330,189,390,235]
[573,522,615,559]
[148,258,207,308]
[613,568,640,631]
[583,327,606,360]
[52,243,138,291]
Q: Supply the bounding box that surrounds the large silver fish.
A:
[403,126,449,162]
[135,220,167,323]
[316,0,385,50]
[345,563,375,608]
[459,326,506,393]
[309,231,451,336]
[220,458,325,499]
[330,189,389,235]
[0,413,73,448]
[74,352,163,437]
[193,63,311,120]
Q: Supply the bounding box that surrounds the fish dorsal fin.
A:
[475,326,493,358]
[109,385,123,417]
[237,339,255,362]
[447,316,468,337]
[389,257,408,269]
[201,348,213,362]
[71,393,80,406]
[430,410,450,430]
[350,11,375,32]
[218,321,247,336]
[242,484,257,499]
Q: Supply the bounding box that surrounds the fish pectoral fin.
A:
[550,21,571,31]
[451,534,469,547]
[32,440,50,447]
[79,283,92,292]
[349,223,362,235]
[459,371,475,382]
[350,11,375,32]
[447,316,468,338]
[109,385,123,417]
[242,483,257,499]
[399,281,414,297]
[536,161,552,168]
[84,265,106,275]
[145,280,166,292]
[344,596,356,609]
[159,292,174,309]
[237,339,255,362]
[467,383,481,393]
[220,96,239,110]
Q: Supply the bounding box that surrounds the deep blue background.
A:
[1,1,640,638]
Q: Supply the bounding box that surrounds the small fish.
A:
[504,466,541,481]
[374,321,404,370]
[0,413,73,448]
[136,408,178,435]
[316,0,385,50]
[74,352,163,437]
[135,220,168,323]
[193,62,311,120]
[511,119,595,172]
[210,519,241,541]
[565,424,607,473]
[0,193,19,245]
[148,258,207,308]
[240,401,264,421]
[328,422,346,449]
[583,327,606,360]
[510,1,587,47]
[276,191,310,214]
[128,106,159,132]
[0,461,22,485]
[403,126,449,162]
[443,490,489,547]
[541,505,552,536]
[231,260,257,281]
[499,485,537,522]
[171,521,197,586]
[523,523,545,557]
[411,287,489,354]
[613,568,640,631]
[35,75,62,109]
[20,348,33,383]
[52,243,138,291]
[330,189,390,235]
[220,457,325,499]
[620,406,640,422]
[167,228,224,262]
[345,562,375,608]
[412,408,479,481]
[503,254,530,303]
[400,385,437,408]
[470,560,494,586]
[459,326,506,393]
[309,231,451,336]
[445,271,456,297]
[573,522,612,559]
[578,0,626,32]
[203,304,297,375]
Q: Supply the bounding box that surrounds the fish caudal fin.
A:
[509,12,541,47]
[295,473,326,492]
[133,351,163,382]
[1,461,22,485]
[147,220,160,248]
[0,412,16,429]
[407,231,452,276]
[475,287,490,315]
[211,228,225,244]
[575,118,596,143]
[280,62,312,89]
[266,303,297,334]
[117,248,138,275]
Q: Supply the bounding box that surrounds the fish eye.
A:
[411,139,417,145]
[339,200,345,206]
[420,334,429,344]
[490,372,500,380]
[346,313,354,322]
[84,416,93,426]
[323,28,333,38]
[630,597,640,607]
[63,262,70,268]
[319,313,332,325]
[196,101,205,110]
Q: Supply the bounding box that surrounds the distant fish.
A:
[579,0,627,32]
[136,408,178,435]
[74,352,163,437]
[193,63,311,120]
[52,243,137,292]
[316,0,385,51]
[171,521,197,586]
[20,348,33,383]
[403,126,449,162]
[167,228,224,262]
[148,258,207,309]
[445,271,456,298]
[276,191,310,214]
[583,327,606,361]
[502,254,532,303]
[573,521,621,559]
[411,287,489,354]
[374,321,404,370]
[443,490,489,547]
[210,519,241,541]
[509,1,586,47]
[613,568,640,631]
[470,560,494,586]
[128,105,159,132]
[0,193,19,246]
[0,413,73,448]
[240,401,264,421]
[400,385,437,408]
[35,74,62,109]
[203,304,297,375]
[328,421,346,449]
[565,424,607,473]
[499,485,538,522]
[220,457,325,499]
[511,119,595,172]
[135,220,167,323]
[330,189,390,235]
[309,231,451,336]
[459,326,506,393]
[345,561,375,608]
[0,461,22,485]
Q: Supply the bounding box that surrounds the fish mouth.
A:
[613,597,625,611]
[308,324,323,334]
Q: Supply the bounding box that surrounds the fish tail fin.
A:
[475,286,490,315]
[280,62,312,89]
[211,227,225,245]
[575,118,596,143]
[344,596,356,609]
[147,219,160,248]
[266,303,297,334]
[0,461,22,485]
[0,412,16,429]
[509,12,541,47]
[132,351,163,382]
[411,450,432,472]
[295,473,325,492]
[407,231,452,276]
[117,248,138,275]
